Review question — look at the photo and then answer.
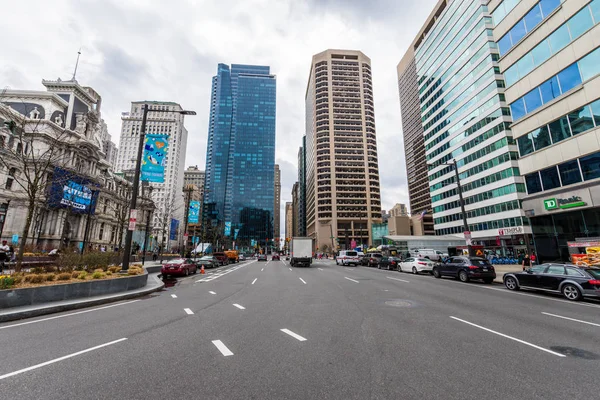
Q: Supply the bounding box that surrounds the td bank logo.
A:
[544,196,586,211]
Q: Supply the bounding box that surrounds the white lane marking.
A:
[450,316,565,357]
[171,294,177,298]
[261,268,264,272]
[281,328,307,341]
[233,304,246,310]
[289,268,292,271]
[0,301,140,330]
[184,308,194,315]
[542,312,600,327]
[209,291,216,295]
[0,338,128,380]
[344,277,359,283]
[252,278,257,285]
[299,277,307,285]
[386,276,410,283]
[212,340,234,356]
[318,268,323,271]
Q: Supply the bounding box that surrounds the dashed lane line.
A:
[233,304,246,310]
[281,329,307,342]
[184,308,194,315]
[299,277,307,285]
[252,278,257,285]
[542,312,600,327]
[386,276,410,283]
[344,277,359,283]
[171,294,177,298]
[212,340,234,356]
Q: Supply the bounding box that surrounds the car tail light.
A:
[418,262,427,265]
[588,279,600,285]
[468,265,479,270]
[391,261,396,265]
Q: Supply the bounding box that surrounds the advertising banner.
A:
[141,134,169,183]
[188,201,200,224]
[224,222,232,236]
[170,219,179,241]
[48,167,99,214]
[234,228,240,240]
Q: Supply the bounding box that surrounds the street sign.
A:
[464,230,471,240]
[128,209,137,231]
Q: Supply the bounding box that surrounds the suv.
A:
[336,250,360,266]
[432,256,496,283]
[364,253,383,267]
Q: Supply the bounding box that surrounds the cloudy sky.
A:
[1,0,438,237]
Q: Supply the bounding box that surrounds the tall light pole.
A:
[121,104,196,272]
[141,183,154,265]
[181,185,194,257]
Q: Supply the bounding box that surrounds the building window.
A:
[558,160,582,185]
[99,223,105,240]
[5,167,16,190]
[540,166,561,190]
[548,116,571,143]
[580,152,600,181]
[525,172,543,194]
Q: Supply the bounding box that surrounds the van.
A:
[414,249,441,261]
[337,250,360,266]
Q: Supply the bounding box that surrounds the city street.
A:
[0,258,598,399]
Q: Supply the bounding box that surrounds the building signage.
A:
[188,201,200,224]
[498,226,524,236]
[544,196,587,211]
[141,134,169,183]
[48,167,99,214]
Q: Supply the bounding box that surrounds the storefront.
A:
[522,186,600,262]
[473,227,534,259]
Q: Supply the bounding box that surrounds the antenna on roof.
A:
[72,48,82,81]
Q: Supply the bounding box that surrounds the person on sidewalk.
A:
[0,240,10,273]
[530,252,537,265]
[522,253,531,271]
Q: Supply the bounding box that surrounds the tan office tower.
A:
[305,49,382,252]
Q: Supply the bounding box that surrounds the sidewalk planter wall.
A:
[0,272,148,309]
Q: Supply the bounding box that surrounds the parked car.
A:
[365,253,383,267]
[238,254,245,261]
[212,252,229,266]
[359,254,370,266]
[504,264,600,301]
[378,256,401,271]
[196,256,219,269]
[432,256,495,283]
[399,257,436,274]
[161,258,197,276]
[336,250,360,266]
[272,254,280,261]
[258,254,268,261]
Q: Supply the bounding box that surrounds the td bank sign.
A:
[544,196,587,211]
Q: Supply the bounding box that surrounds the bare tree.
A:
[154,195,181,256]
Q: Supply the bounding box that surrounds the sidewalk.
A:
[0,272,165,323]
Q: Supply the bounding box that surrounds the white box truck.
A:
[290,237,313,267]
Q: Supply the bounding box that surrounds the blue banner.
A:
[234,228,240,240]
[141,134,169,183]
[224,222,232,236]
[188,201,200,224]
[48,167,99,214]
[170,219,179,241]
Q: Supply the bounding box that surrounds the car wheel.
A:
[562,284,582,301]
[185,268,189,276]
[483,278,493,284]
[412,266,417,275]
[377,264,381,269]
[458,270,469,282]
[433,268,441,278]
[193,267,197,275]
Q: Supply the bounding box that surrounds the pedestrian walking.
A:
[530,252,537,265]
[0,240,10,273]
[522,253,531,271]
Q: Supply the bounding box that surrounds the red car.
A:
[271,254,280,261]
[161,258,197,276]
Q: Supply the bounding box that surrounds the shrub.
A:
[127,267,143,275]
[105,271,112,276]
[108,266,121,273]
[23,252,36,257]
[77,272,87,280]
[45,273,56,281]
[71,271,80,279]
[31,267,45,274]
[91,271,105,279]
[0,276,15,289]
[30,274,45,284]
[57,273,71,281]
[13,275,23,285]
[43,265,57,273]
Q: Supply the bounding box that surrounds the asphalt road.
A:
[1,258,599,399]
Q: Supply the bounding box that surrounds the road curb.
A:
[0,274,165,323]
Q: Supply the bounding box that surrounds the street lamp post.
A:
[181,185,193,257]
[121,104,196,272]
[141,184,154,265]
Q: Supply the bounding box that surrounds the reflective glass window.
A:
[523,88,542,113]
[591,99,600,125]
[540,0,561,17]
[558,159,582,186]
[540,166,561,190]
[531,125,552,150]
[548,116,571,143]
[524,4,543,30]
[517,54,535,78]
[531,41,552,66]
[568,7,594,39]
[591,0,600,24]
[498,35,512,55]
[539,76,560,103]
[525,172,543,194]
[578,47,600,81]
[568,106,595,135]
[557,63,582,93]
[510,20,527,44]
[548,25,571,53]
[518,134,534,156]
[580,152,600,180]
[510,98,526,120]
[504,65,519,86]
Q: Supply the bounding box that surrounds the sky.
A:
[1,0,439,239]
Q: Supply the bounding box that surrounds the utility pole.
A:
[451,159,474,257]
[182,185,193,257]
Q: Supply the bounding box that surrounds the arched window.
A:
[5,167,16,190]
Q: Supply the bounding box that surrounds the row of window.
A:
[431,167,520,204]
[435,200,522,225]
[504,0,600,87]
[492,0,521,25]
[436,217,527,236]
[510,46,600,121]
[433,183,525,213]
[525,150,600,194]
[518,98,600,157]
[498,0,562,56]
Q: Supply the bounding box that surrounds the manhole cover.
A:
[549,346,600,359]
[385,300,413,308]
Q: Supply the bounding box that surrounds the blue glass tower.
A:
[204,64,277,249]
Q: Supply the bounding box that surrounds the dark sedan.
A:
[271,254,280,261]
[504,264,600,301]
[378,256,401,271]
[196,256,219,269]
[161,258,197,277]
[432,256,495,283]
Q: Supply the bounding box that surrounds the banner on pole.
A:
[141,134,169,183]
[170,219,179,241]
[234,228,240,240]
[188,201,200,224]
[224,222,232,236]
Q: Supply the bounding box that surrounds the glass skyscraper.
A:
[204,64,277,249]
